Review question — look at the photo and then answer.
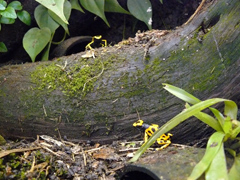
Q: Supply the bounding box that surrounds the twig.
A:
[118,147,140,152]
[171,143,192,148]
[82,60,104,92]
[81,147,87,166]
[43,104,47,117]
[184,0,206,25]
[0,146,41,158]
[40,145,61,157]
[56,60,68,71]
[84,146,104,153]
[29,155,36,173]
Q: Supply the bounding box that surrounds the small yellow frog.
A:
[133,120,172,150]
[85,35,107,50]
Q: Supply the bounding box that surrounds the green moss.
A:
[31,58,106,98]
[0,135,6,145]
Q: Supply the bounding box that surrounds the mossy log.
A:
[0,0,239,143]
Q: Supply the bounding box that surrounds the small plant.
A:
[130,83,240,180]
[0,0,31,52]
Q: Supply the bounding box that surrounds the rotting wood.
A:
[0,0,239,144]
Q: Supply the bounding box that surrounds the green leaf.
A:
[0,3,5,10]
[222,116,232,135]
[105,0,130,14]
[205,142,228,180]
[185,104,222,131]
[80,0,110,27]
[35,0,68,24]
[0,16,15,24]
[23,27,51,62]
[40,32,54,61]
[188,132,225,180]
[34,5,59,33]
[232,125,240,138]
[17,10,31,26]
[224,100,238,120]
[48,1,71,35]
[8,1,22,11]
[0,0,6,10]
[163,83,201,105]
[129,98,230,163]
[0,42,7,52]
[210,107,225,128]
[70,0,84,13]
[127,0,152,29]
[0,6,17,19]
[228,155,240,180]
[159,0,163,3]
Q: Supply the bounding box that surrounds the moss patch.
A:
[31,57,106,98]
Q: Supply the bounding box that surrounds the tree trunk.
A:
[0,0,239,144]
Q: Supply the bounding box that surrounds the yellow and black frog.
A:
[133,120,172,150]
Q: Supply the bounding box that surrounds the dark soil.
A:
[0,130,206,180]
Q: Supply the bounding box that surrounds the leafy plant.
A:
[130,83,240,180]
[0,0,31,52]
[23,0,165,62]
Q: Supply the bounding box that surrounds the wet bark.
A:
[0,0,239,144]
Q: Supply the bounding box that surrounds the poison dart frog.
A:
[133,120,172,150]
[85,35,107,50]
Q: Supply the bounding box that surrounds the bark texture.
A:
[0,0,239,144]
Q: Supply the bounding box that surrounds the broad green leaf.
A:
[0,6,17,19]
[17,10,31,26]
[205,142,228,180]
[34,5,59,33]
[127,0,152,29]
[0,3,5,10]
[80,0,109,27]
[0,42,7,52]
[163,83,201,105]
[8,1,22,10]
[105,0,130,14]
[224,101,238,120]
[23,27,51,62]
[48,1,71,35]
[35,0,68,24]
[228,155,240,180]
[210,107,225,128]
[0,16,15,24]
[159,0,163,3]
[188,132,225,180]
[130,98,230,162]
[70,0,84,12]
[0,0,7,7]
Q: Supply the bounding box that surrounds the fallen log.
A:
[0,0,239,144]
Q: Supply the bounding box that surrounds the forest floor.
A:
[0,134,200,180]
[0,134,166,180]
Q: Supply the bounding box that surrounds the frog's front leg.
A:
[144,131,149,144]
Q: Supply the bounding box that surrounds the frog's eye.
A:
[137,120,144,125]
[133,120,144,127]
